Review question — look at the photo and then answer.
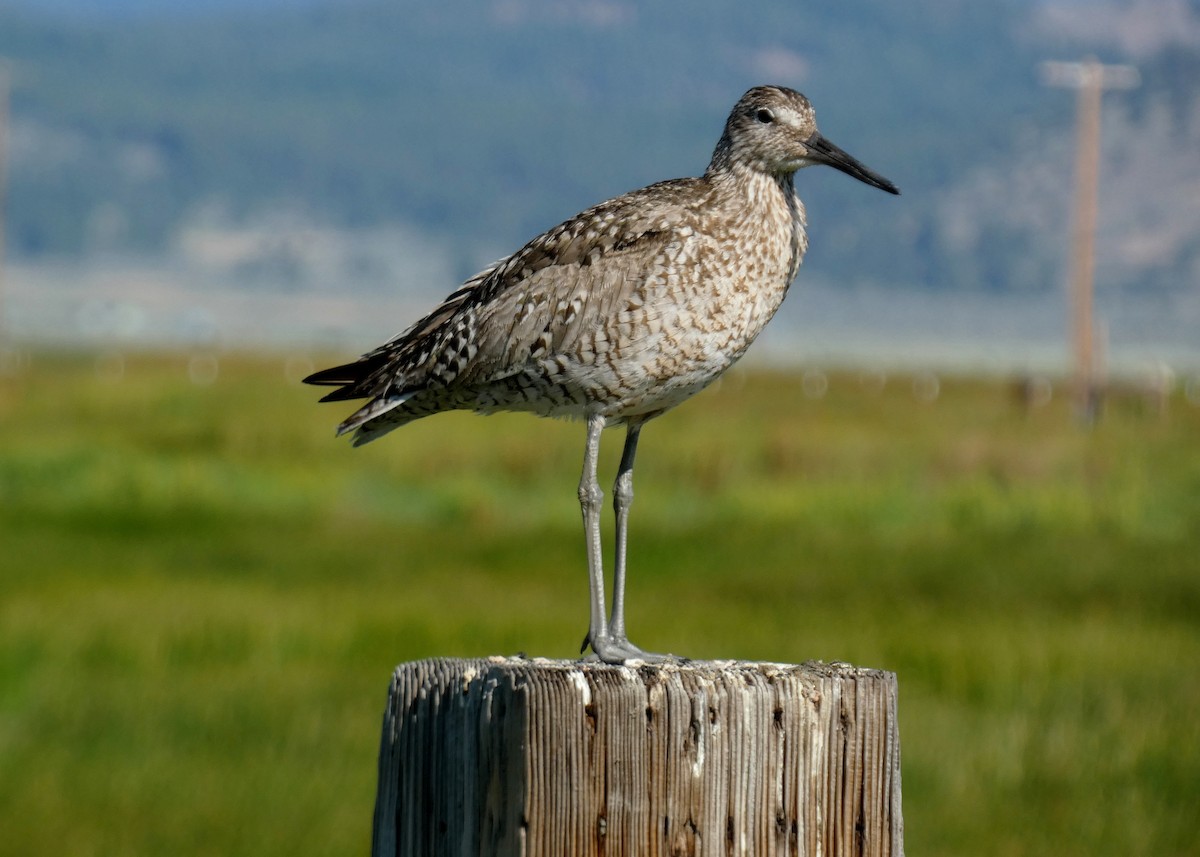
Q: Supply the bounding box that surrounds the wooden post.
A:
[372,657,904,857]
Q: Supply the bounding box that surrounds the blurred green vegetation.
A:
[1,350,1198,856]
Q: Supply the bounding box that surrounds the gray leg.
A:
[608,421,641,641]
[582,419,667,665]
[578,413,608,655]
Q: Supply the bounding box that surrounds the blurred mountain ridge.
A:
[0,0,1197,298]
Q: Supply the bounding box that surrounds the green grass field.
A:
[1,350,1197,856]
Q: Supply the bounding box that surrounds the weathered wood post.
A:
[372,657,903,856]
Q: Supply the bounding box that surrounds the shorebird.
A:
[305,85,898,664]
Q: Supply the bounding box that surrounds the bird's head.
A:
[712,85,899,195]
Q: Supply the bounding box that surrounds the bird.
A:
[305,85,898,664]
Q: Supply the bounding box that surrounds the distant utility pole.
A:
[1041,57,1138,425]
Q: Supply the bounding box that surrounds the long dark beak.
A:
[806,133,899,195]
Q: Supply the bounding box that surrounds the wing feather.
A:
[303,177,707,430]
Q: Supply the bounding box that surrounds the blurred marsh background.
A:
[0,1,1198,855]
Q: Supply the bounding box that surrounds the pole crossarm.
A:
[1041,59,1140,91]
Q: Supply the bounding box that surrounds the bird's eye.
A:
[755,108,775,124]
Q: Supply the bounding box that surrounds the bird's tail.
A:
[343,392,421,445]
[304,355,418,445]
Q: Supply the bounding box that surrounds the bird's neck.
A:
[707,162,797,210]
[704,164,808,284]
[714,162,805,225]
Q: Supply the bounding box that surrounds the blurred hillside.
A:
[0,0,1197,363]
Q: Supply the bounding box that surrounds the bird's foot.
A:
[582,633,675,665]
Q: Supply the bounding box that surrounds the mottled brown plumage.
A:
[306,86,898,663]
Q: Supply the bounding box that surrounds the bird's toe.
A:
[585,634,674,665]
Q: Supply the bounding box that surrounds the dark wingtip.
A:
[304,359,379,401]
[318,387,367,403]
[303,364,356,386]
